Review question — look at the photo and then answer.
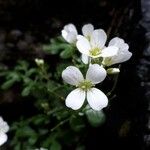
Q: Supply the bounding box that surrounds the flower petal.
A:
[81,54,89,64]
[111,51,132,65]
[102,46,132,66]
[61,24,78,43]
[101,46,118,57]
[62,66,84,86]
[103,37,132,66]
[61,30,77,43]
[86,64,106,84]
[90,29,107,48]
[0,133,7,146]
[119,50,132,62]
[119,43,129,51]
[65,88,86,110]
[109,37,129,51]
[0,122,9,133]
[0,117,9,133]
[76,36,91,55]
[82,24,94,38]
[61,30,68,40]
[77,35,84,40]
[109,37,124,47]
[63,24,77,34]
[87,88,108,111]
[0,117,3,123]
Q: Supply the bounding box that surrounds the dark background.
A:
[0,0,150,150]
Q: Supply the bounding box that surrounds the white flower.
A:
[76,29,118,59]
[61,23,94,64]
[61,24,78,44]
[0,117,9,146]
[102,37,132,66]
[62,64,108,111]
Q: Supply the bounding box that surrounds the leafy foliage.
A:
[0,36,107,149]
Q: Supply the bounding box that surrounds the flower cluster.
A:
[61,23,132,111]
[0,116,9,146]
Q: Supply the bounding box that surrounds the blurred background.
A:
[0,0,150,149]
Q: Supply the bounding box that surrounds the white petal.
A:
[101,46,118,57]
[0,117,9,133]
[76,36,91,55]
[121,51,132,62]
[66,32,77,43]
[77,35,84,40]
[82,24,94,38]
[65,88,86,110]
[0,133,7,146]
[61,24,78,43]
[103,49,132,66]
[61,30,77,43]
[81,54,89,64]
[109,37,124,47]
[109,37,129,51]
[103,38,132,66]
[0,122,9,133]
[0,117,4,123]
[112,51,132,64]
[119,43,129,51]
[86,64,106,84]
[62,66,84,86]
[87,88,108,111]
[61,30,68,40]
[90,29,107,48]
[63,24,77,34]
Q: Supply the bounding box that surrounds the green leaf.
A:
[28,136,38,145]
[14,143,21,150]
[32,115,47,125]
[50,140,61,150]
[16,126,36,137]
[60,47,74,59]
[15,60,29,71]
[43,45,61,54]
[1,79,17,89]
[26,68,37,77]
[70,115,85,132]
[85,109,106,127]
[21,85,32,96]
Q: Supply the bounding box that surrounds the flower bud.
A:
[35,58,44,66]
[107,68,120,74]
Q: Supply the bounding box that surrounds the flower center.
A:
[89,47,101,56]
[78,80,93,91]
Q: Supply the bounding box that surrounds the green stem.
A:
[40,65,49,81]
[47,107,64,116]
[50,118,69,132]
[48,88,65,100]
[107,65,121,97]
